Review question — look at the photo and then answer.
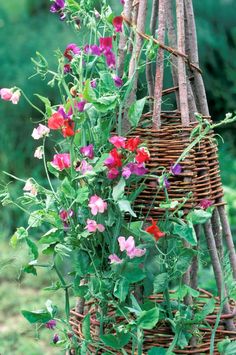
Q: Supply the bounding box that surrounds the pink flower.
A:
[112,75,123,87]
[120,0,125,4]
[88,195,107,216]
[199,199,213,209]
[122,163,148,179]
[80,144,94,159]
[32,124,50,140]
[112,16,123,32]
[64,43,81,61]
[23,179,37,196]
[118,236,146,259]
[90,79,97,88]
[51,153,71,170]
[85,219,105,233]
[76,160,93,174]
[11,90,21,104]
[77,101,86,112]
[109,254,123,264]
[59,209,74,221]
[34,146,44,159]
[109,135,126,149]
[99,37,113,52]
[0,88,20,104]
[107,168,120,179]
[105,50,116,68]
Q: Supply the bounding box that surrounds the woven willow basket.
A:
[127,112,224,219]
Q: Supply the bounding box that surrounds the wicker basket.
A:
[69,289,236,354]
[127,113,224,219]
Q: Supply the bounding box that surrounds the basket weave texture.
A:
[69,289,236,354]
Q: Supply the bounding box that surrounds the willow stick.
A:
[118,0,133,77]
[146,0,158,98]
[190,224,201,290]
[204,220,235,331]
[211,208,224,261]
[165,0,180,109]
[152,0,166,129]
[128,0,139,53]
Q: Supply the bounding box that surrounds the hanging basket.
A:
[69,289,236,354]
[127,112,224,219]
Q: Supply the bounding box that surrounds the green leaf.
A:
[174,249,196,276]
[28,210,44,228]
[74,250,90,276]
[22,265,37,276]
[82,314,91,341]
[153,273,168,293]
[60,177,76,199]
[76,186,89,204]
[114,278,130,302]
[218,339,232,354]
[21,310,52,324]
[123,264,145,283]
[118,199,137,217]
[112,177,126,202]
[148,347,167,355]
[34,94,52,116]
[187,209,213,225]
[101,332,131,350]
[172,222,197,246]
[195,298,215,321]
[26,238,38,259]
[137,307,159,330]
[39,228,63,245]
[83,79,96,102]
[128,97,146,127]
[93,95,117,112]
[224,341,236,355]
[10,227,28,248]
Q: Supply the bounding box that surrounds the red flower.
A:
[104,148,123,168]
[62,120,75,137]
[112,16,123,32]
[135,147,150,163]
[145,219,165,241]
[48,112,64,130]
[125,136,141,152]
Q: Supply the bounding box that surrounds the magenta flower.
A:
[77,100,86,112]
[90,79,97,88]
[88,195,107,216]
[51,153,71,170]
[105,50,116,68]
[109,254,123,264]
[112,75,123,87]
[64,43,81,61]
[120,0,125,4]
[107,168,120,179]
[53,334,59,344]
[76,160,93,175]
[31,124,50,140]
[109,135,126,149]
[113,16,123,32]
[23,179,37,196]
[80,144,94,159]
[99,37,113,52]
[170,163,182,176]
[34,146,44,159]
[122,163,148,179]
[64,64,71,74]
[85,219,105,233]
[84,44,101,56]
[50,0,65,12]
[118,236,146,259]
[45,320,57,330]
[59,209,73,222]
[199,199,213,209]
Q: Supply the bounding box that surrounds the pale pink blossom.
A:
[23,179,37,196]
[118,236,146,259]
[34,146,44,159]
[109,135,126,149]
[32,124,50,140]
[85,219,105,233]
[11,90,21,104]
[0,88,13,101]
[51,153,71,170]
[88,195,107,216]
[109,254,123,264]
[76,160,93,174]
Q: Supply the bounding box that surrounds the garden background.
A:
[0,0,236,353]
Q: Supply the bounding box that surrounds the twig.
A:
[118,0,133,77]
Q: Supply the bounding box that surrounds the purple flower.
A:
[64,43,81,61]
[122,163,148,179]
[84,44,101,56]
[57,106,71,119]
[170,163,182,176]
[99,37,113,52]
[164,177,170,189]
[90,79,97,88]
[113,75,123,87]
[64,64,71,74]
[77,101,86,112]
[109,254,123,264]
[107,168,119,179]
[105,50,116,68]
[53,334,59,344]
[80,144,94,159]
[199,199,213,209]
[45,320,57,330]
[50,0,65,13]
[76,160,93,175]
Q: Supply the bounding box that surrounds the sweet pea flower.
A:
[53,334,59,344]
[76,160,93,175]
[34,146,44,159]
[64,64,71,74]
[51,153,71,170]
[104,148,122,168]
[80,144,94,159]
[122,163,148,179]
[88,195,107,216]
[107,168,120,179]
[48,112,64,130]
[112,75,123,87]
[77,100,86,112]
[199,199,213,209]
[45,320,57,330]
[85,219,105,233]
[31,124,50,140]
[118,236,146,259]
[90,79,97,88]
[50,0,65,12]
[170,163,182,176]
[109,135,126,149]
[84,44,101,56]
[145,219,165,241]
[164,177,170,189]
[125,136,141,151]
[109,254,123,264]
[120,0,125,4]
[23,179,37,196]
[135,147,150,163]
[99,37,113,52]
[61,119,75,137]
[112,16,123,32]
[105,50,116,68]
[64,43,81,61]
[11,90,21,104]
[0,88,20,104]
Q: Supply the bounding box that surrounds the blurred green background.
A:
[0,0,236,354]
